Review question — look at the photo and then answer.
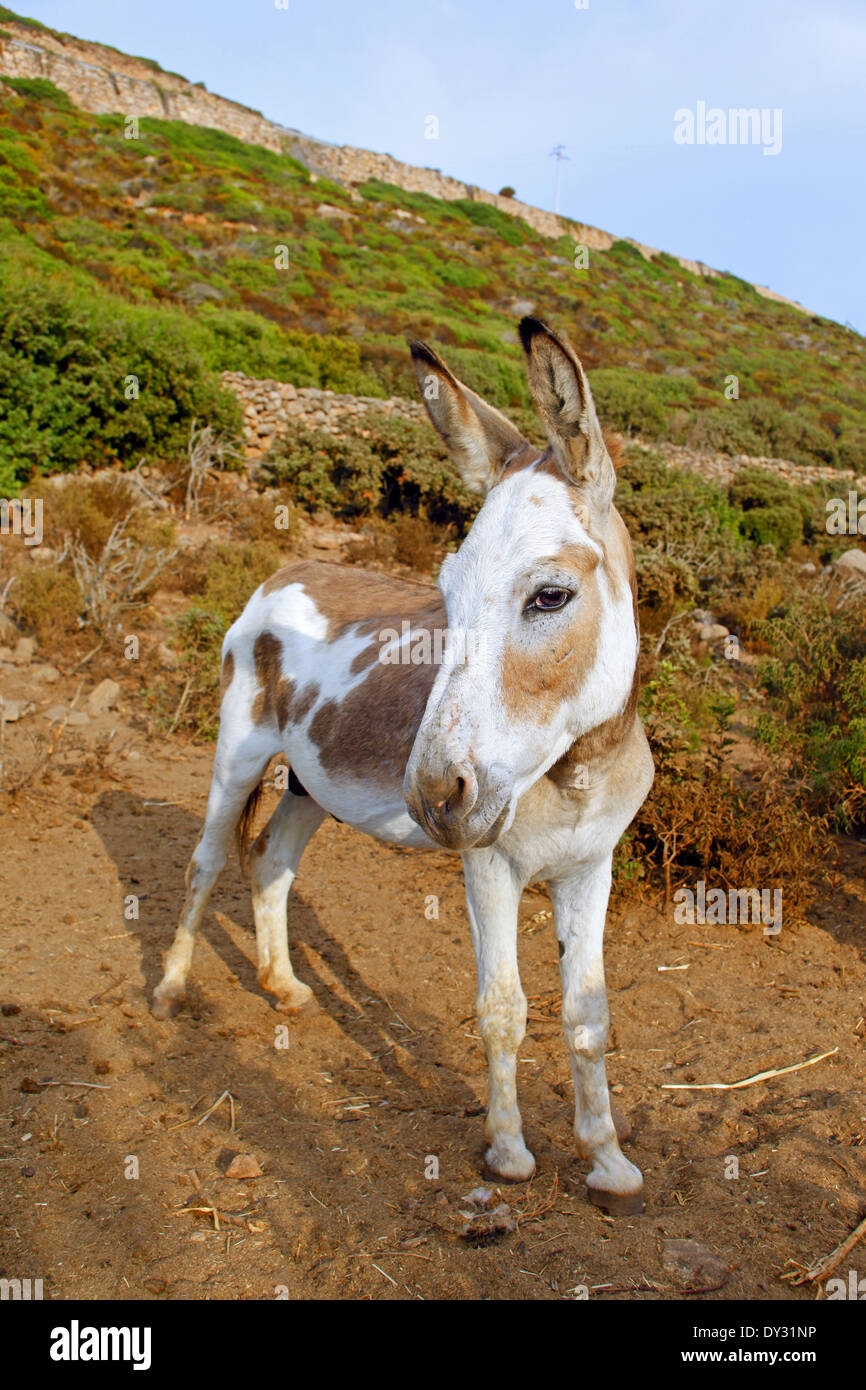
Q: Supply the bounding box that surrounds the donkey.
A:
[153,317,654,1215]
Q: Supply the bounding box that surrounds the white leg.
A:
[548,859,644,1214]
[153,726,274,1018]
[250,789,326,1012]
[463,848,535,1181]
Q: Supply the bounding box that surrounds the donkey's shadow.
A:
[89,787,474,1104]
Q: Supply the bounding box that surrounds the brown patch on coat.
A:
[250,631,318,732]
[220,650,235,699]
[493,430,622,490]
[309,654,439,787]
[261,560,441,640]
[251,633,294,727]
[347,597,448,677]
[500,552,602,724]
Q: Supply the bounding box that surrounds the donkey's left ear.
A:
[518,317,615,513]
[409,339,528,493]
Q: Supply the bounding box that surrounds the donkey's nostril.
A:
[444,766,477,820]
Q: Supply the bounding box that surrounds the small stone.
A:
[662,1238,730,1289]
[87,678,121,717]
[699,623,729,642]
[12,637,36,665]
[461,1186,493,1208]
[156,642,180,671]
[225,1154,263,1179]
[32,664,60,684]
[459,1202,516,1241]
[833,548,866,577]
[45,706,89,727]
[0,698,24,722]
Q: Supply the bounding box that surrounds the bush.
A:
[754,589,866,829]
[263,416,479,528]
[728,467,814,552]
[0,272,240,485]
[629,639,828,918]
[591,369,697,437]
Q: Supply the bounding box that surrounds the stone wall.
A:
[222,371,866,494]
[0,16,806,313]
[221,372,425,460]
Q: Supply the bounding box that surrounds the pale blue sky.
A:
[21,0,866,329]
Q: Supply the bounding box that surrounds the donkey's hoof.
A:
[152,988,183,1020]
[275,990,319,1016]
[587,1183,644,1217]
[483,1141,536,1183]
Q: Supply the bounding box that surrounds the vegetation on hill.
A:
[0,42,863,903]
[0,76,864,491]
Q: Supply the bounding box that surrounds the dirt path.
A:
[1,718,864,1301]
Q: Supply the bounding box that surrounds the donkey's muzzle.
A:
[405,760,512,849]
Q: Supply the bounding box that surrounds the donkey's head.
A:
[403,317,639,850]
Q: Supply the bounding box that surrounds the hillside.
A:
[0,8,865,491]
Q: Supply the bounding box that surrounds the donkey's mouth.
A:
[412,796,511,851]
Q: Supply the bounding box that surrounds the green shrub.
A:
[451,198,530,245]
[591,368,697,437]
[728,467,813,551]
[263,416,479,528]
[754,590,866,828]
[2,76,73,109]
[0,271,240,484]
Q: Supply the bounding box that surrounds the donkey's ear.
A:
[518,317,615,512]
[410,340,527,493]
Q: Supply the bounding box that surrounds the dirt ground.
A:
[1,670,865,1302]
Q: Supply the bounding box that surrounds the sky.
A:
[19,0,866,330]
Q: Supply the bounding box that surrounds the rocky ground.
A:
[1,551,864,1302]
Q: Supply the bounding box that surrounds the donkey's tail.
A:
[237,778,265,875]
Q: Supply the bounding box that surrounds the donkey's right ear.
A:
[409,340,527,493]
[518,317,615,514]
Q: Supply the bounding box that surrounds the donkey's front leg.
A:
[463,849,535,1182]
[549,859,644,1215]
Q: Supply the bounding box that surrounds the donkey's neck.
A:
[546,665,641,793]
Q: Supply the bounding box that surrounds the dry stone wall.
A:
[221,371,425,459]
[0,16,805,312]
[222,371,866,494]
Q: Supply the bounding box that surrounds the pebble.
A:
[87,678,121,717]
[45,705,89,727]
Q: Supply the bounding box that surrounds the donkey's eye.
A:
[527,587,572,613]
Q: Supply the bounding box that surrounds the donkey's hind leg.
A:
[153,729,274,1019]
[250,786,326,1013]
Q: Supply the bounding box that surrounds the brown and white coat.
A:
[154,317,655,1214]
